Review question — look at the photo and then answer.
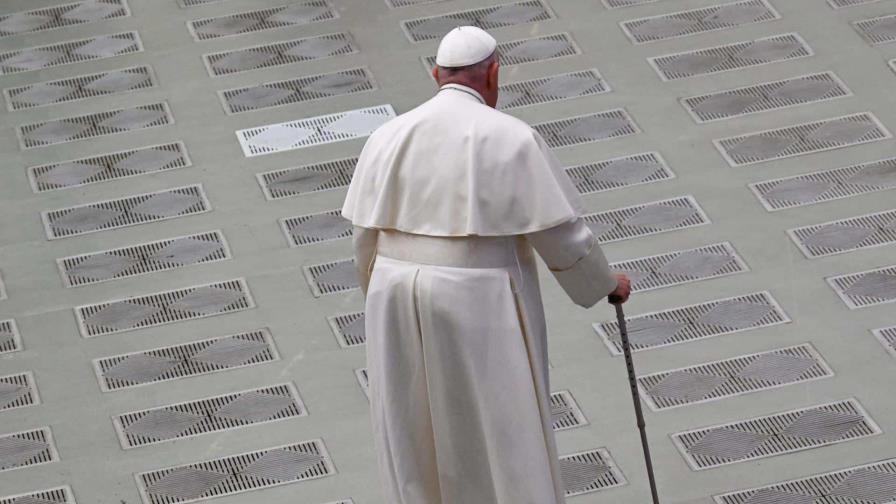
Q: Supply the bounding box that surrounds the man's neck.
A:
[439,83,486,104]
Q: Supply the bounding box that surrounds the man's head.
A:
[432,26,500,108]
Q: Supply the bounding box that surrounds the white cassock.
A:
[341,83,618,504]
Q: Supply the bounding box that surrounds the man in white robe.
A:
[341,26,632,504]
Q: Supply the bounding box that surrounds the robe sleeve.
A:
[352,225,379,296]
[526,217,618,308]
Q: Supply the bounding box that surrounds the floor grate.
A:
[203,32,358,77]
[188,1,337,41]
[638,344,832,411]
[0,486,74,504]
[259,157,357,199]
[423,33,580,70]
[136,440,335,504]
[5,65,155,111]
[788,208,896,258]
[829,0,882,6]
[0,428,57,473]
[356,367,369,398]
[604,0,668,7]
[497,69,610,110]
[29,142,191,193]
[76,278,254,337]
[673,399,879,470]
[609,242,749,293]
[114,384,305,448]
[388,0,447,7]
[621,0,780,44]
[221,67,375,114]
[328,311,365,348]
[874,326,896,357]
[551,390,588,431]
[0,320,21,354]
[714,112,891,167]
[236,105,395,157]
[583,195,709,244]
[304,258,358,297]
[0,372,39,413]
[43,184,210,240]
[714,458,896,503]
[595,291,790,355]
[95,329,279,392]
[401,1,554,43]
[682,71,851,123]
[533,109,640,149]
[750,157,896,211]
[58,230,231,287]
[18,102,173,149]
[560,448,626,496]
[828,264,896,309]
[0,0,130,38]
[0,31,143,75]
[649,33,812,81]
[854,14,896,46]
[180,0,223,6]
[566,152,675,195]
[281,209,351,247]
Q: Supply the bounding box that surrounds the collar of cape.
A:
[438,83,486,105]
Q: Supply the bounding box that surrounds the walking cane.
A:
[609,297,661,504]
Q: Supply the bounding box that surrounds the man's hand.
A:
[607,273,631,305]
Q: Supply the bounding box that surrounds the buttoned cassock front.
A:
[342,84,618,504]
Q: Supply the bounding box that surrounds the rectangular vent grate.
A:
[304,259,358,297]
[854,14,896,45]
[5,65,155,111]
[0,486,74,504]
[596,291,790,355]
[828,264,896,309]
[388,0,446,7]
[498,69,609,110]
[682,72,851,123]
[673,399,879,470]
[583,195,709,244]
[551,390,588,431]
[533,109,640,149]
[715,458,896,503]
[874,326,896,357]
[29,142,191,193]
[18,102,173,149]
[203,32,358,77]
[180,0,222,6]
[750,157,896,211]
[0,428,57,473]
[621,0,780,44]
[221,67,375,114]
[402,1,554,43]
[638,344,832,411]
[59,230,230,287]
[328,311,365,348]
[76,278,254,337]
[43,184,210,240]
[136,440,335,504]
[423,33,579,70]
[0,372,40,412]
[236,105,395,157]
[0,320,21,354]
[649,33,812,81]
[95,329,278,391]
[560,448,626,496]
[609,242,749,293]
[788,208,896,258]
[282,210,351,247]
[715,112,891,167]
[188,1,337,41]
[604,0,666,7]
[829,0,882,5]
[114,384,305,448]
[0,0,130,38]
[259,157,357,199]
[0,31,143,75]
[356,367,369,398]
[566,152,675,195]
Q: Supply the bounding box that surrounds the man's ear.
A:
[432,66,440,82]
[487,60,499,88]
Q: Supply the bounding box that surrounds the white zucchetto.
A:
[435,26,497,68]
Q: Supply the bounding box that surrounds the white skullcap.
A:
[435,26,497,68]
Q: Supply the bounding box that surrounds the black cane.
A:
[609,297,661,504]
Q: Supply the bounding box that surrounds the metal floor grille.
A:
[497,69,609,110]
[136,440,335,504]
[95,330,279,392]
[0,31,142,75]
[388,0,446,7]
[187,1,337,41]
[604,0,667,7]
[281,209,351,247]
[401,1,554,43]
[221,67,375,114]
[203,32,358,77]
[829,0,882,6]
[0,372,39,412]
[328,312,366,347]
[714,112,891,167]
[76,278,254,337]
[673,399,879,470]
[714,458,896,503]
[114,384,305,448]
[874,326,896,357]
[682,72,851,123]
[180,0,223,5]
[609,242,749,293]
[58,230,231,287]
[18,102,173,149]
[0,320,21,354]
[750,157,896,211]
[0,428,57,473]
[649,33,812,81]
[551,390,588,431]
[560,448,626,496]
[423,33,580,70]
[5,65,155,111]
[788,208,896,258]
[0,0,130,37]
[621,0,780,44]
[304,258,359,297]
[596,291,790,355]
[583,195,709,244]
[43,185,210,240]
[533,109,640,148]
[854,14,896,46]
[0,486,74,504]
[567,152,675,195]
[638,344,832,411]
[828,264,896,309]
[258,157,357,199]
[236,105,395,157]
